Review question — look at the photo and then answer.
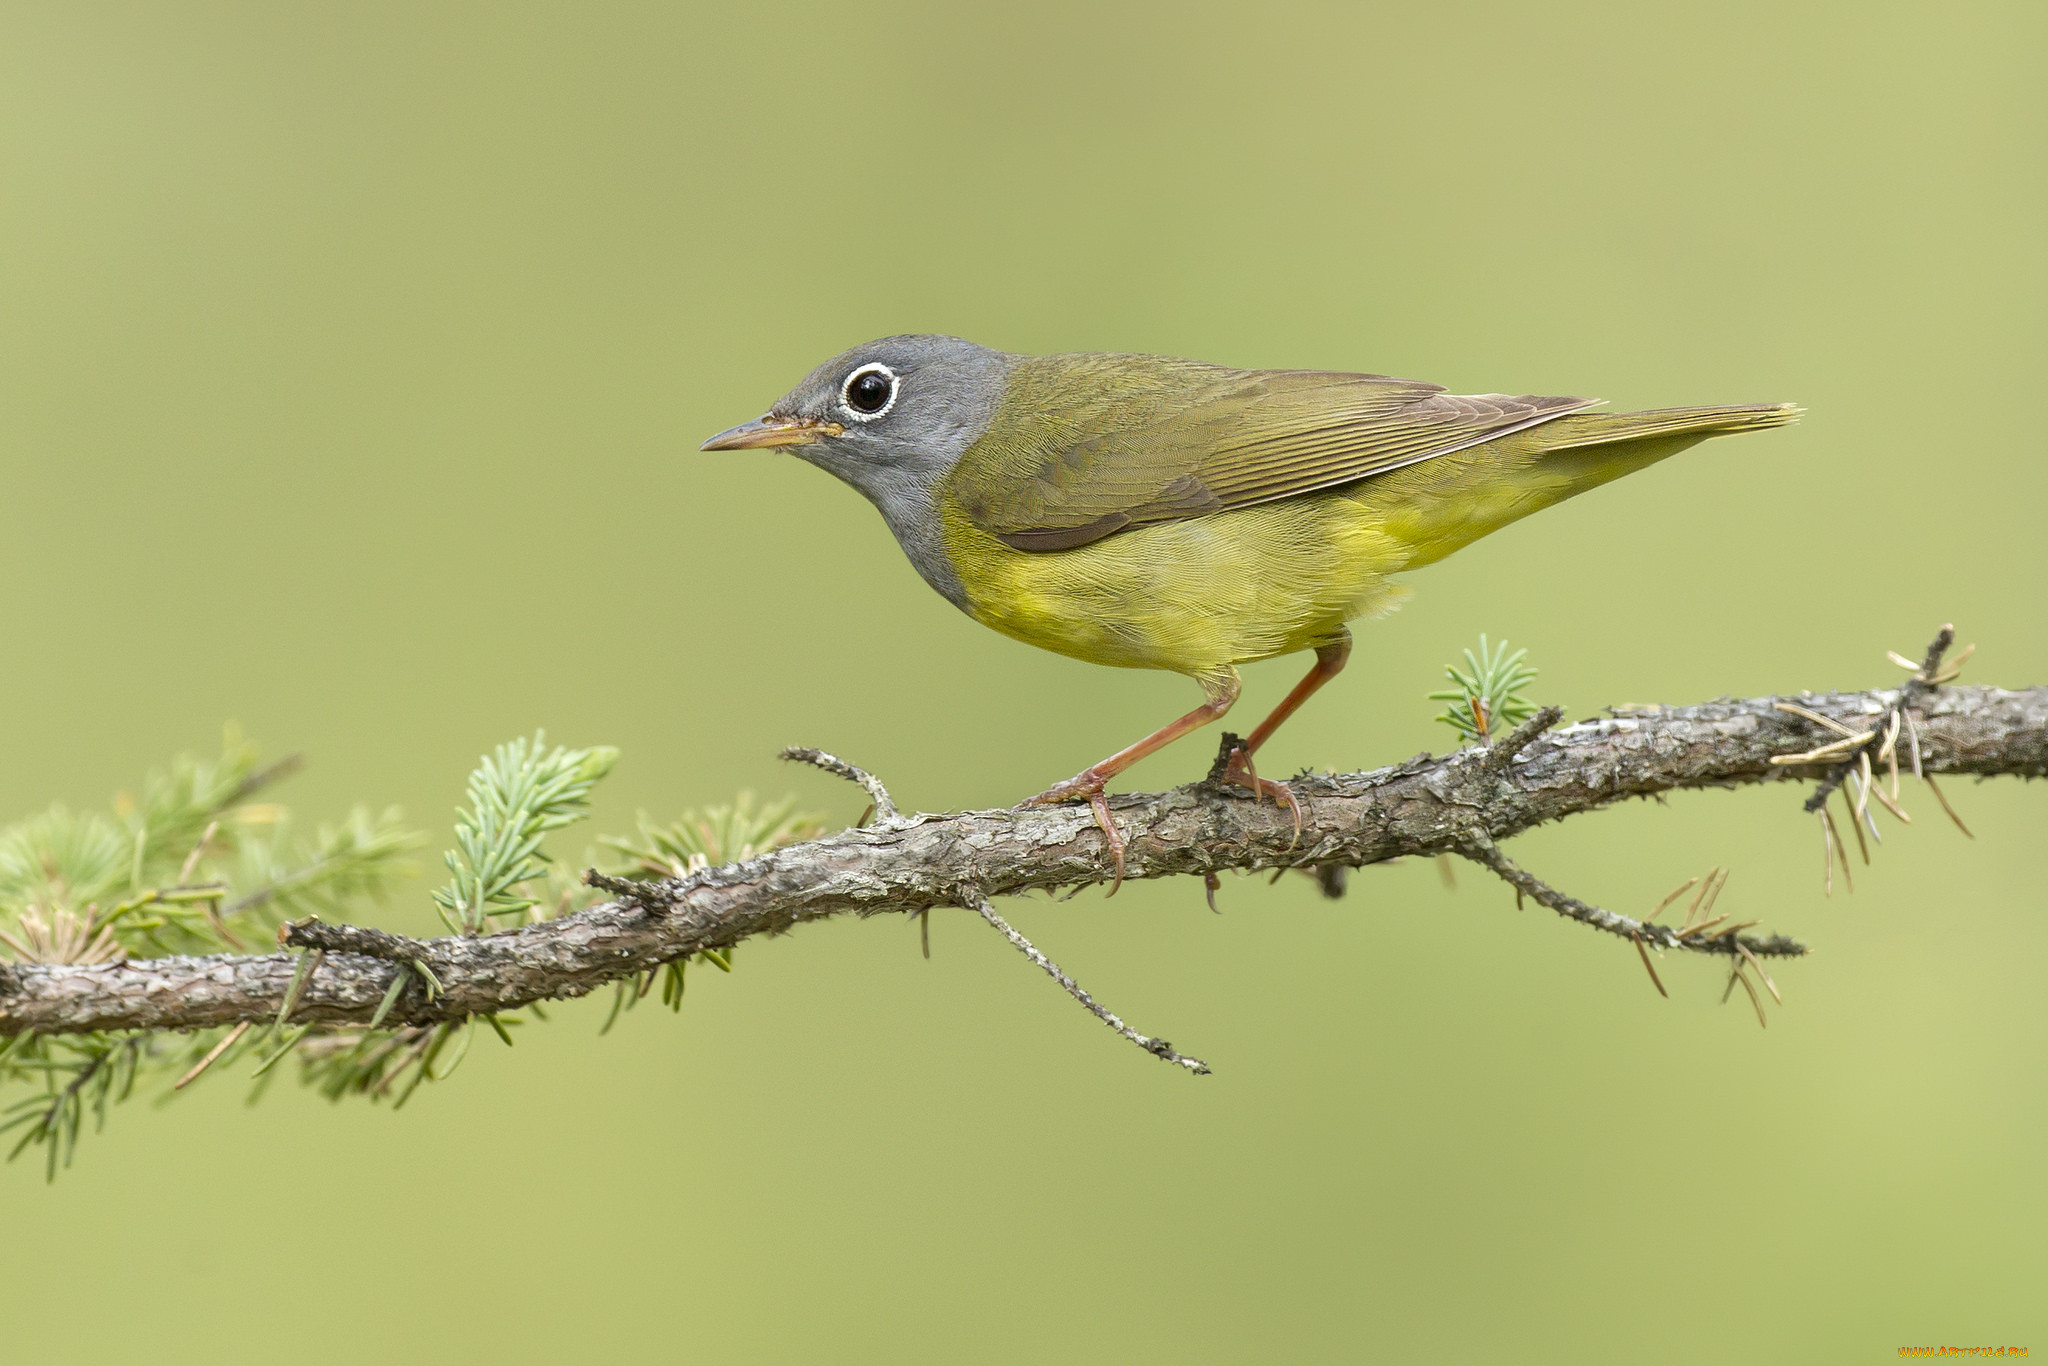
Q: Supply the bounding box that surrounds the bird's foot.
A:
[1222,746,1304,849]
[1024,771,1127,896]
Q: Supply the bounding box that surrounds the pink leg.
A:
[1222,631,1353,842]
[1027,671,1242,894]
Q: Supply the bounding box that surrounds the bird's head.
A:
[701,334,1015,503]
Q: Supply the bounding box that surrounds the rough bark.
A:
[2,682,2041,1040]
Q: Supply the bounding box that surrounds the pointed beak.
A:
[699,414,845,451]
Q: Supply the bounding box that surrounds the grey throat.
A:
[772,334,1018,613]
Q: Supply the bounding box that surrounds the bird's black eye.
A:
[840,363,897,420]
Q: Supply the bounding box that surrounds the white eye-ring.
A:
[839,362,898,421]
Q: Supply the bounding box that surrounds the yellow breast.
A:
[938,494,1409,678]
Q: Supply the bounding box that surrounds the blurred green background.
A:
[3,1,2043,1361]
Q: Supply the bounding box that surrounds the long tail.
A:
[1366,401,1801,571]
[1537,402,1802,451]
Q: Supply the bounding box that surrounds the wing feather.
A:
[950,355,1595,551]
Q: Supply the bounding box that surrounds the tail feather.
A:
[1368,398,1801,572]
[1538,403,1802,452]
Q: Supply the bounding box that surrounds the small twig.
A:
[1803,763,1852,814]
[965,893,1209,1074]
[780,747,900,824]
[1787,626,1976,900]
[173,1020,251,1090]
[1203,731,1246,785]
[1796,626,1956,815]
[1915,624,1957,686]
[583,870,665,903]
[1480,705,1562,776]
[1461,833,1806,960]
[280,918,431,964]
[279,919,439,1009]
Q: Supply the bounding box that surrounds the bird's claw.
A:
[1025,772,1126,896]
[1223,746,1304,849]
[1024,772,1102,807]
[1087,791,1126,895]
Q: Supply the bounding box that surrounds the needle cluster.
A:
[0,730,818,1179]
[1429,635,1539,743]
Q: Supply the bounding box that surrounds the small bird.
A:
[704,335,1796,883]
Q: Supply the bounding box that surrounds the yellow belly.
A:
[939,494,1410,678]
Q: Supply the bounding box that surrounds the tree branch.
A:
[3,680,2042,1040]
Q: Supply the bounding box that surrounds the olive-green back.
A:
[945,353,1598,551]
